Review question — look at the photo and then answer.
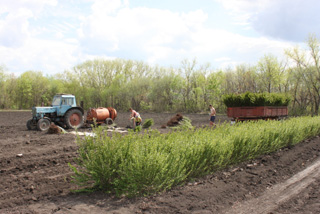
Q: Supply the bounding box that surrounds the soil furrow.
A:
[1,111,320,214]
[223,158,320,214]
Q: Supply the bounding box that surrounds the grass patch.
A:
[70,116,320,197]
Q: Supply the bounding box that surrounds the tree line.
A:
[1,35,320,116]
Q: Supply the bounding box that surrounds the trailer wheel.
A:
[65,109,84,129]
[37,118,51,131]
[27,119,37,130]
[105,118,113,125]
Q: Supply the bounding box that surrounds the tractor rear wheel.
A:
[37,118,51,131]
[27,119,37,130]
[65,109,84,129]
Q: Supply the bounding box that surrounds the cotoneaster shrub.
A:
[70,116,320,197]
[223,92,291,107]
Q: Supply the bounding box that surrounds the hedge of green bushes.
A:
[223,92,291,107]
[69,116,320,197]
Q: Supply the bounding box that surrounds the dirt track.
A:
[1,111,320,214]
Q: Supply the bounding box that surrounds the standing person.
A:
[129,108,142,127]
[209,104,216,126]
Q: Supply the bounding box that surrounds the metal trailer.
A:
[227,106,288,122]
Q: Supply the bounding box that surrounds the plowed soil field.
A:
[1,111,320,214]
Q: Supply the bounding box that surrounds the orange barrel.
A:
[107,107,117,120]
[87,107,110,122]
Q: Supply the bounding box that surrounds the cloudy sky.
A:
[0,0,319,76]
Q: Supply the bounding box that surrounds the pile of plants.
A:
[223,92,291,107]
[70,116,320,197]
[131,118,154,132]
[170,116,193,131]
[142,118,154,129]
[166,113,184,127]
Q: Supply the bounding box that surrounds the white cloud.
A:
[0,38,78,76]
[215,0,272,12]
[0,0,58,47]
[0,0,303,76]
[215,0,320,42]
[0,0,57,16]
[76,0,296,69]
[79,2,214,64]
[80,5,196,53]
[0,8,32,47]
[91,0,126,15]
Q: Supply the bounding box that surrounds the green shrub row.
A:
[70,116,320,197]
[223,92,291,107]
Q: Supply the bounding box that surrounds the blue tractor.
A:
[27,94,84,131]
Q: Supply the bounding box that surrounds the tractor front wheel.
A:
[65,109,84,129]
[37,118,51,131]
[27,119,37,130]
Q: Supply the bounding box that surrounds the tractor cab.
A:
[52,94,77,116]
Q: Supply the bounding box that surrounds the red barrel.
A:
[87,107,110,122]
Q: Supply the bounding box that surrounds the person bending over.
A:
[129,108,142,126]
